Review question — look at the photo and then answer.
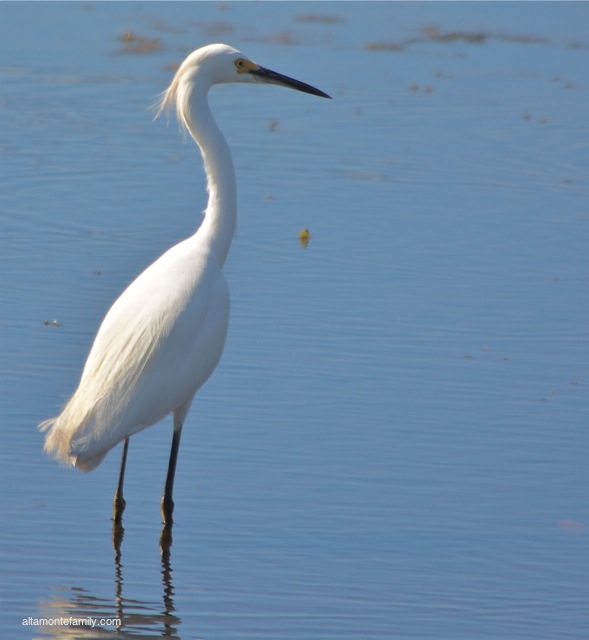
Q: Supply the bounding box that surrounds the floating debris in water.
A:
[295,14,344,25]
[118,31,162,55]
[557,519,585,531]
[298,228,311,248]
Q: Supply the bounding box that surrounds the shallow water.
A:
[1,2,588,639]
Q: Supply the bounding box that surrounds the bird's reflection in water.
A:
[36,525,180,638]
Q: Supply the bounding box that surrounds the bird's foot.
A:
[113,493,126,525]
[159,521,173,559]
[160,495,175,526]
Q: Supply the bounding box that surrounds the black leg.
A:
[113,438,129,525]
[161,422,183,525]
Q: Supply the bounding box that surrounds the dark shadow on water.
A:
[35,523,182,638]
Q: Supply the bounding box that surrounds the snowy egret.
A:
[40,44,330,525]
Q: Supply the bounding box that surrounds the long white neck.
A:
[183,79,236,268]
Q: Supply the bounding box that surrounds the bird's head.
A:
[156,43,330,125]
[185,43,329,96]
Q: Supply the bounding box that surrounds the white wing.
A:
[42,234,229,470]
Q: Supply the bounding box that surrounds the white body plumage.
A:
[42,234,229,471]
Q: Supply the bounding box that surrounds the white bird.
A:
[40,43,330,526]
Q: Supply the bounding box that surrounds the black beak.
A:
[250,66,331,99]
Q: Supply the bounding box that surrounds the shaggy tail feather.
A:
[39,418,107,472]
[40,418,76,467]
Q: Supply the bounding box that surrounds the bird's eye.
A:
[235,58,253,74]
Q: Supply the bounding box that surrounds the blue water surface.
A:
[1,2,588,639]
